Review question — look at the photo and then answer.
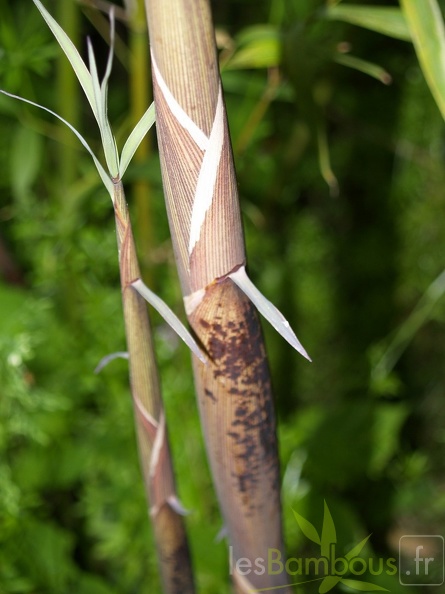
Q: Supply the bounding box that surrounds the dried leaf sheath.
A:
[189,279,289,591]
[113,181,195,593]
[151,79,245,292]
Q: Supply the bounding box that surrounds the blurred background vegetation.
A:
[1,0,444,592]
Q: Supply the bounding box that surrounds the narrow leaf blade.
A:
[32,0,97,118]
[87,38,102,118]
[0,90,113,198]
[229,266,311,361]
[119,103,156,178]
[325,5,411,41]
[101,7,115,93]
[401,0,445,121]
[87,38,119,178]
[225,26,281,70]
[97,10,120,177]
[334,54,392,85]
[131,279,207,364]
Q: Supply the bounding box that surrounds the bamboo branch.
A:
[1,3,197,590]
[113,180,195,593]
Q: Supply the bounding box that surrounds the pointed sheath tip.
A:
[287,330,312,361]
[130,278,207,365]
[229,266,312,362]
[300,347,312,363]
[167,495,191,516]
[290,336,312,362]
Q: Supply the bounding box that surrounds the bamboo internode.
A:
[145,0,291,590]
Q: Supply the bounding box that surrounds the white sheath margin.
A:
[151,54,311,362]
[151,52,224,256]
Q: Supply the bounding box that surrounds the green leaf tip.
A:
[335,54,392,85]
[32,0,97,119]
[86,14,119,178]
[119,103,156,178]
[32,0,120,175]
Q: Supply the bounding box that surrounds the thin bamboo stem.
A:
[113,180,195,593]
[5,1,195,590]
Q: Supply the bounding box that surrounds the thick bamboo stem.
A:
[144,1,290,590]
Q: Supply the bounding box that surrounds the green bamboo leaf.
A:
[119,103,156,178]
[225,39,280,69]
[341,578,389,591]
[334,54,392,85]
[319,575,342,594]
[236,24,280,46]
[33,0,119,178]
[345,534,371,560]
[101,7,115,92]
[87,38,102,117]
[87,38,119,178]
[130,279,207,364]
[291,509,321,545]
[32,0,97,118]
[223,25,281,70]
[0,90,113,198]
[98,8,120,178]
[321,501,336,558]
[96,6,119,177]
[229,266,311,360]
[400,0,445,121]
[325,5,411,41]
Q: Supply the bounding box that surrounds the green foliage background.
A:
[0,0,444,592]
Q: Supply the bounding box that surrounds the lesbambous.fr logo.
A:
[230,502,444,594]
[230,500,395,592]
